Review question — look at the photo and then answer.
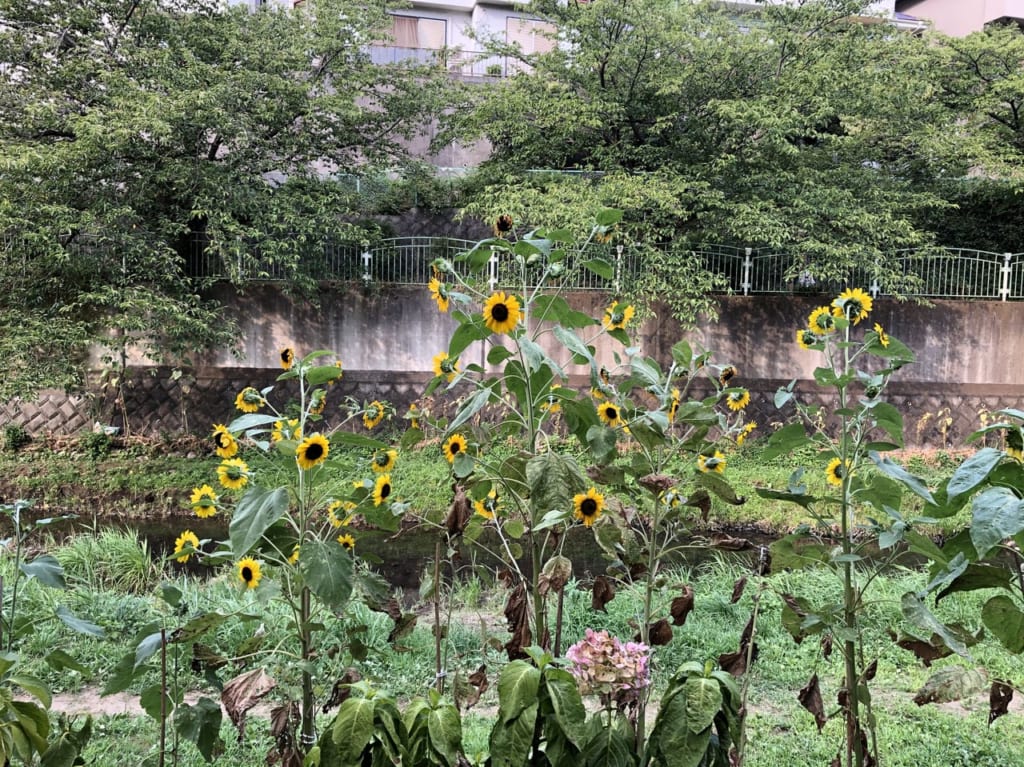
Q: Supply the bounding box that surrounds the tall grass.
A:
[53,527,160,593]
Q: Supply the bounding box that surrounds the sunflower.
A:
[337,533,356,551]
[190,484,219,518]
[597,401,624,428]
[363,401,385,430]
[474,489,500,520]
[808,307,837,335]
[698,451,727,474]
[834,288,872,325]
[602,301,635,331]
[493,214,514,237]
[330,359,344,384]
[726,389,751,412]
[173,530,200,564]
[237,557,262,590]
[407,403,421,430]
[573,487,605,528]
[327,499,356,528]
[482,291,521,335]
[1007,429,1023,461]
[309,389,326,415]
[433,352,460,383]
[718,366,737,386]
[217,458,250,490]
[211,424,238,459]
[541,393,562,414]
[372,474,393,506]
[234,387,264,414]
[288,545,300,565]
[428,277,450,313]
[825,457,851,487]
[736,422,757,447]
[280,347,295,371]
[443,433,468,464]
[667,388,681,422]
[296,433,330,470]
[272,418,301,442]
[796,328,818,350]
[873,323,890,348]
[372,449,398,474]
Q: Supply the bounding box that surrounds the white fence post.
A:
[361,247,372,284]
[741,248,752,296]
[614,244,623,294]
[488,248,498,291]
[1000,253,1012,301]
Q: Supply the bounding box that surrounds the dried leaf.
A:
[888,629,953,667]
[388,612,418,644]
[222,668,276,738]
[712,535,752,551]
[989,680,1013,725]
[913,666,988,706]
[322,669,361,714]
[446,485,471,537]
[638,474,676,493]
[730,577,747,604]
[720,615,759,676]
[503,583,531,660]
[647,619,673,646]
[799,674,827,732]
[457,664,489,710]
[592,575,616,612]
[539,555,572,595]
[670,584,695,626]
[821,633,833,660]
[861,660,877,683]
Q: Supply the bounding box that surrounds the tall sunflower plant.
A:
[151,349,405,758]
[754,288,956,767]
[414,209,750,676]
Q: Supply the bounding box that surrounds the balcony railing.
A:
[369,45,512,78]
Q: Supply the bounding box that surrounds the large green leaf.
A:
[982,595,1024,654]
[947,447,1004,499]
[20,555,65,589]
[760,422,810,461]
[301,540,353,611]
[901,592,970,657]
[447,384,496,434]
[496,661,542,724]
[683,677,723,734]
[175,697,223,763]
[331,697,377,763]
[489,701,538,767]
[426,702,463,767]
[868,401,904,446]
[527,451,585,526]
[229,486,289,556]
[55,605,104,638]
[543,668,587,747]
[448,317,490,358]
[579,716,637,767]
[870,453,935,505]
[970,487,1024,559]
[648,681,714,767]
[552,326,595,367]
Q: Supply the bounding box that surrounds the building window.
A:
[389,15,447,51]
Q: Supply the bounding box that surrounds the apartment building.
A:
[895,0,1024,35]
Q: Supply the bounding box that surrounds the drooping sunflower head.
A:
[407,403,420,430]
[808,307,837,335]
[736,421,757,447]
[603,301,635,331]
[726,389,751,412]
[541,392,562,414]
[234,387,264,414]
[211,424,238,459]
[362,401,386,430]
[474,489,500,520]
[288,545,300,565]
[573,487,605,528]
[834,288,872,325]
[237,557,262,590]
[173,530,200,564]
[825,457,850,487]
[872,322,890,348]
[309,389,327,415]
[667,388,681,422]
[718,366,737,386]
[482,291,522,335]
[698,450,727,474]
[433,352,460,383]
[1007,428,1023,461]
[428,277,450,313]
[597,401,623,428]
[280,347,295,371]
[493,214,514,237]
[190,484,219,518]
[443,433,468,464]
[372,449,398,474]
[796,328,819,350]
[372,474,393,506]
[272,418,301,442]
[296,433,330,470]
[337,533,356,551]
[217,458,250,491]
[327,499,356,528]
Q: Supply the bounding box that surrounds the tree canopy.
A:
[0,0,446,399]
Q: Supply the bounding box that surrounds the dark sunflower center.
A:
[215,434,229,447]
[381,483,391,500]
[450,442,462,455]
[281,351,291,363]
[580,499,598,516]
[834,466,845,479]
[242,566,253,582]
[305,443,324,461]
[491,303,509,322]
[606,407,618,420]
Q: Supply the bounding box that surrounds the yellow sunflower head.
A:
[173,530,200,564]
[372,474,393,506]
[736,421,757,447]
[327,499,356,528]
[808,306,837,335]
[833,288,872,325]
[597,401,623,428]
[234,387,264,414]
[279,347,295,371]
[296,433,330,470]
[726,389,751,412]
[796,328,818,350]
[433,352,460,383]
[482,291,522,335]
[826,457,850,487]
[211,424,238,459]
[190,484,219,518]
[288,545,300,565]
[872,322,890,348]
[698,450,727,474]
[372,449,398,474]
[474,489,500,520]
[237,557,262,589]
[443,433,468,464]
[493,214,514,237]
[718,366,737,386]
[428,278,450,313]
[407,403,421,430]
[217,458,250,491]
[309,389,327,415]
[573,487,605,528]
[337,533,356,551]
[603,301,635,331]
[667,388,681,422]
[363,401,386,430]
[541,393,562,414]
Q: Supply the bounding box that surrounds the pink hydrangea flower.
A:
[566,629,651,708]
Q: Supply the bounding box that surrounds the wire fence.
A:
[4,233,1024,300]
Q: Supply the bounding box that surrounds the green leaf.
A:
[870,453,935,505]
[496,660,542,724]
[225,413,280,433]
[769,533,830,572]
[306,365,343,386]
[755,487,818,511]
[448,318,490,358]
[447,384,495,434]
[586,424,619,464]
[901,592,970,658]
[20,555,65,589]
[543,668,587,747]
[869,401,904,446]
[553,326,595,367]
[229,486,290,556]
[55,605,105,638]
[595,208,623,226]
[947,447,1004,499]
[160,584,183,608]
[331,431,389,451]
[487,345,513,365]
[982,595,1024,653]
[175,698,223,763]
[969,486,1024,559]
[582,258,613,280]
[331,697,377,763]
[527,452,585,526]
[169,612,230,644]
[489,701,538,767]
[301,540,353,611]
[140,683,173,721]
[579,716,636,767]
[426,702,463,767]
[937,563,1013,601]
[135,631,165,670]
[760,422,810,461]
[44,650,90,676]
[8,674,50,708]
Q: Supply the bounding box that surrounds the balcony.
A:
[985,0,1024,25]
[369,46,515,79]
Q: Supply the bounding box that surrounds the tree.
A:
[441,0,971,322]
[0,0,447,401]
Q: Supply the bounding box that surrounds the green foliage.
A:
[2,424,29,453]
[54,528,159,594]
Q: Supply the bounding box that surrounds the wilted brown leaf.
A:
[266,702,301,767]
[730,577,747,604]
[504,583,531,660]
[446,485,471,536]
[719,615,759,676]
[821,633,833,660]
[388,611,418,644]
[539,555,573,596]
[798,674,827,732]
[712,535,752,551]
[638,474,676,493]
[592,575,616,612]
[888,629,953,667]
[322,668,361,714]
[222,668,276,738]
[989,680,1013,725]
[861,660,877,683]
[670,585,695,626]
[913,666,988,706]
